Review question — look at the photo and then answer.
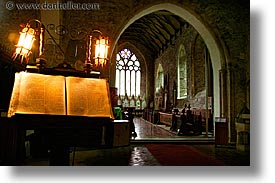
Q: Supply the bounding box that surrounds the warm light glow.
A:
[13,26,36,63]
[94,37,109,66]
[85,35,92,64]
[84,30,109,73]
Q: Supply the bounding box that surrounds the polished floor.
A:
[132,116,215,142]
[21,117,250,166]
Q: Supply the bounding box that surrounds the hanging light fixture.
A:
[12,19,44,65]
[12,23,36,64]
[94,35,109,67]
[85,30,109,74]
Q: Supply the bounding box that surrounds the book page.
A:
[66,77,114,119]
[8,72,22,117]
[8,72,66,116]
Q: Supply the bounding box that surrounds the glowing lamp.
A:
[13,24,36,63]
[85,30,109,74]
[12,19,45,66]
[94,36,109,67]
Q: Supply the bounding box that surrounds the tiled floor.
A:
[132,117,215,141]
[21,117,250,166]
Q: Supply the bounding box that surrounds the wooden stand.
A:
[3,114,114,165]
[113,120,130,147]
[235,114,250,151]
[215,118,228,146]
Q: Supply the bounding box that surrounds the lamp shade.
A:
[14,26,36,63]
[94,37,109,66]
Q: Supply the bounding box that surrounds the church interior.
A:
[0,0,250,166]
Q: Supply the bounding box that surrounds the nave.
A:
[132,117,214,141]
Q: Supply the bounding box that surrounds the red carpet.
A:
[145,144,224,166]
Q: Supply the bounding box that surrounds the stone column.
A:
[219,68,229,143]
[219,68,227,118]
[226,66,236,143]
[219,67,237,143]
[40,0,62,68]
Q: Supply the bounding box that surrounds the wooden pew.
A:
[152,105,213,136]
[159,112,173,126]
[192,109,213,132]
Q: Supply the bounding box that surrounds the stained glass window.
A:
[178,45,187,99]
[115,48,141,97]
[156,64,164,92]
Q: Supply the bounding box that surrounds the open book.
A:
[8,72,114,119]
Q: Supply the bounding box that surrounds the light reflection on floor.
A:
[132,117,214,142]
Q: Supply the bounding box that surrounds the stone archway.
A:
[111,3,229,129]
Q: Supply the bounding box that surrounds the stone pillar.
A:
[40,0,63,68]
[219,68,229,143]
[40,0,61,45]
[226,67,236,143]
[219,68,227,118]
[219,67,237,143]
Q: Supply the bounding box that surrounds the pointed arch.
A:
[111,3,227,118]
[115,48,141,97]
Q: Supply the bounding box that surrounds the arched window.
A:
[115,48,141,97]
[156,63,164,92]
[177,45,187,99]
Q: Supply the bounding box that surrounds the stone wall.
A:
[0,0,40,59]
[154,24,209,110]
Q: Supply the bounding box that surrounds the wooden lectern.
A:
[3,69,129,165]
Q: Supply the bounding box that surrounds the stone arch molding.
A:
[112,3,228,118]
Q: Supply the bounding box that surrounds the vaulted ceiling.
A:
[118,10,189,60]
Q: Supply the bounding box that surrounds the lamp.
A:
[12,20,109,75]
[14,25,35,62]
[12,19,63,70]
[85,30,109,74]
[12,21,43,64]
